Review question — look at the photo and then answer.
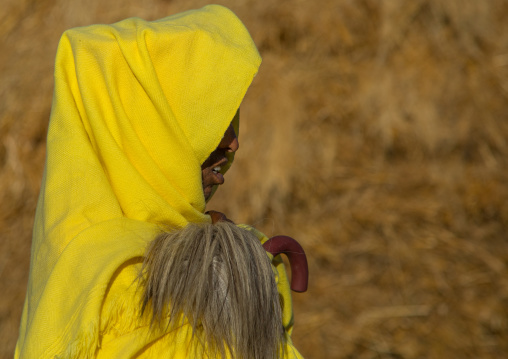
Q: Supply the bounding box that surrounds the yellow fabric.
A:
[15,4,302,358]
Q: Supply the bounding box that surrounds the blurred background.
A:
[1,0,508,358]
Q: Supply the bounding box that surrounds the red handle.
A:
[263,236,308,293]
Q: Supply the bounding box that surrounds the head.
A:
[201,110,240,201]
[53,5,261,225]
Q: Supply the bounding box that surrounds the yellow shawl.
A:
[15,5,301,358]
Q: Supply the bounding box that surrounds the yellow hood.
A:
[16,5,263,358]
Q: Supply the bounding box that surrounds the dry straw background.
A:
[1,0,508,358]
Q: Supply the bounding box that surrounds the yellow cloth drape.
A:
[15,5,302,358]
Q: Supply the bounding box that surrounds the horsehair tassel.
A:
[263,236,309,293]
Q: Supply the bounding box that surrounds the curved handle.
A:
[263,236,308,293]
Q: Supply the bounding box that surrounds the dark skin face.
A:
[201,119,239,202]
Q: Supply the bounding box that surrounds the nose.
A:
[219,124,239,153]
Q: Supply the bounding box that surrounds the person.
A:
[15,5,304,358]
